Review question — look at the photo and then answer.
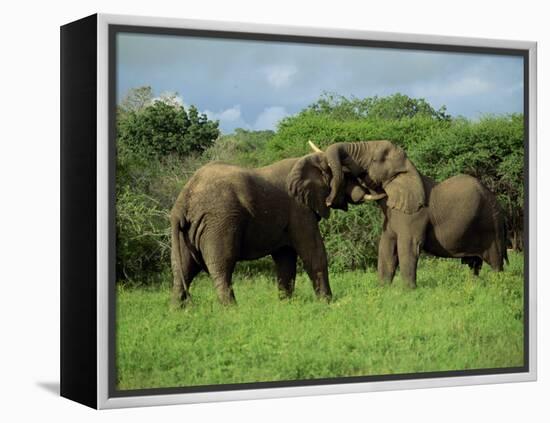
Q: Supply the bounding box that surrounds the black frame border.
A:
[60,14,98,409]
[107,23,530,399]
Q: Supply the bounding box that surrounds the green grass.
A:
[116,253,525,391]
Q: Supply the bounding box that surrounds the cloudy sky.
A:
[117,32,524,134]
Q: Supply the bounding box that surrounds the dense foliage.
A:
[116,90,525,283]
[117,88,219,158]
[412,115,525,249]
[116,88,220,280]
[307,92,451,121]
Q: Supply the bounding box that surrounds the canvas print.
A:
[113,30,526,392]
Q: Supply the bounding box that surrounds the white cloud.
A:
[204,105,242,122]
[203,105,252,133]
[253,106,289,130]
[263,64,298,88]
[203,105,289,132]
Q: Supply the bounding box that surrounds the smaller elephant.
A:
[170,153,372,306]
[310,140,508,287]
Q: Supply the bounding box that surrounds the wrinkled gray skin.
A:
[170,153,363,306]
[323,141,508,288]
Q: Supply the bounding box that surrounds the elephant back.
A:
[427,174,501,235]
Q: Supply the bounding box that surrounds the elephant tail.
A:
[172,213,205,273]
[489,191,509,269]
[502,220,510,266]
[171,214,189,293]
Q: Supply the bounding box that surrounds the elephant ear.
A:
[383,159,425,214]
[287,153,331,219]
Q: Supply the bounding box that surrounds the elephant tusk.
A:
[363,193,387,201]
[308,140,323,153]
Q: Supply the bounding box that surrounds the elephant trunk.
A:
[310,141,386,204]
[324,142,369,207]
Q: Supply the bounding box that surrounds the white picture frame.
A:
[60,13,537,409]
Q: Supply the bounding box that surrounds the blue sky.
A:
[117,32,524,134]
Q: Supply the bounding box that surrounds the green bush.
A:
[115,126,276,282]
[321,205,383,272]
[204,128,275,167]
[307,92,451,121]
[412,114,524,249]
[265,112,446,162]
[116,186,169,281]
[115,92,524,284]
[117,102,219,159]
[117,88,220,160]
[265,103,524,255]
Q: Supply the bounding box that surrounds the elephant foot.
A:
[217,288,237,306]
[170,294,191,310]
[316,291,332,303]
[278,290,294,300]
[378,278,394,287]
[403,280,417,289]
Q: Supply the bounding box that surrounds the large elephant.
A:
[170,153,375,306]
[309,140,508,288]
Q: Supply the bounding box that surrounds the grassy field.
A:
[116,253,524,391]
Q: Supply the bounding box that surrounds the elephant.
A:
[309,140,508,288]
[170,153,376,306]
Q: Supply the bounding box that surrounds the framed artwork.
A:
[60,14,537,409]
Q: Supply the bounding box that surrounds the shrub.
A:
[265,112,446,162]
[203,128,275,167]
[412,114,524,249]
[115,92,524,284]
[116,186,170,281]
[117,90,220,159]
[115,130,274,283]
[307,92,451,121]
[321,205,383,272]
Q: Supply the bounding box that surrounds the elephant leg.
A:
[483,243,504,272]
[300,248,331,300]
[302,256,331,300]
[171,231,201,307]
[290,219,332,300]
[378,230,398,284]
[396,236,422,289]
[272,247,297,299]
[201,232,239,305]
[474,260,483,276]
[210,268,237,305]
[391,210,427,289]
[461,257,483,276]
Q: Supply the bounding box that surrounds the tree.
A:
[181,105,220,154]
[366,93,450,121]
[118,86,154,113]
[412,114,524,250]
[306,92,451,121]
[117,89,219,158]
